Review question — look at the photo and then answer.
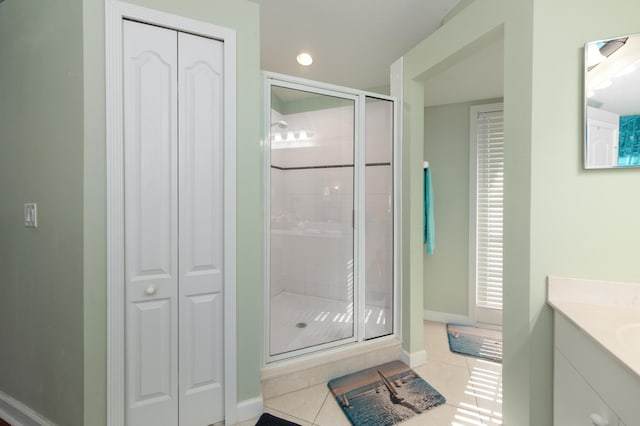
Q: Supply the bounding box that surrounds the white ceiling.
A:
[252,0,504,106]
[250,0,460,91]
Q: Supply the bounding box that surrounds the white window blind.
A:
[475,109,504,311]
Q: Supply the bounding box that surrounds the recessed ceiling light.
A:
[296,52,313,66]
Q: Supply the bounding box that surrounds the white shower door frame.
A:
[262,72,400,363]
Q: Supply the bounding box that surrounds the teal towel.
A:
[424,167,435,255]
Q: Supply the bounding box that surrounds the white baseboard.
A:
[0,389,55,426]
[400,349,427,368]
[423,309,472,326]
[236,395,263,423]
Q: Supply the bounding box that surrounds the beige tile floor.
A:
[239,321,502,426]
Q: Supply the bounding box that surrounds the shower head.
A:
[271,120,288,129]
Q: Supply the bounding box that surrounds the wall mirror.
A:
[585,33,640,168]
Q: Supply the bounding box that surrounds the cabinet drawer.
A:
[554,348,618,426]
[555,313,640,424]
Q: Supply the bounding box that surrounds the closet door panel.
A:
[123,20,179,426]
[178,31,225,426]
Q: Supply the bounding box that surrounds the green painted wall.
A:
[401,0,510,360]
[82,1,106,424]
[423,98,502,317]
[278,92,353,115]
[401,77,427,355]
[528,4,640,284]
[402,0,539,423]
[82,1,262,423]
[272,90,286,114]
[407,0,640,424]
[0,1,85,425]
[271,83,388,116]
[1,1,260,424]
[501,1,535,422]
[528,0,640,425]
[366,85,390,96]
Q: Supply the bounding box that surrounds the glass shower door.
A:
[268,84,357,357]
[364,96,394,339]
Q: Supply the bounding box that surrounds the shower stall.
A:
[265,73,397,362]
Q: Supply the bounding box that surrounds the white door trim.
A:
[105,1,237,424]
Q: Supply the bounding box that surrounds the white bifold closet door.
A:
[123,20,224,426]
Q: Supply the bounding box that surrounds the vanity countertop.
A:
[547,275,640,378]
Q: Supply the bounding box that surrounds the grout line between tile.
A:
[262,379,313,402]
[311,390,330,425]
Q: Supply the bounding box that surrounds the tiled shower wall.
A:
[270,100,393,311]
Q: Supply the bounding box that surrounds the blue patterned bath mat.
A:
[447,324,502,362]
[327,360,446,426]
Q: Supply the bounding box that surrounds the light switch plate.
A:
[24,203,38,228]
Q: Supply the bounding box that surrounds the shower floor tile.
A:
[269,291,391,356]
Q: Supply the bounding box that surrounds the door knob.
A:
[145,285,157,296]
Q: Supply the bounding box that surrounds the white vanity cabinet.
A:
[554,313,637,426]
[554,346,619,426]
